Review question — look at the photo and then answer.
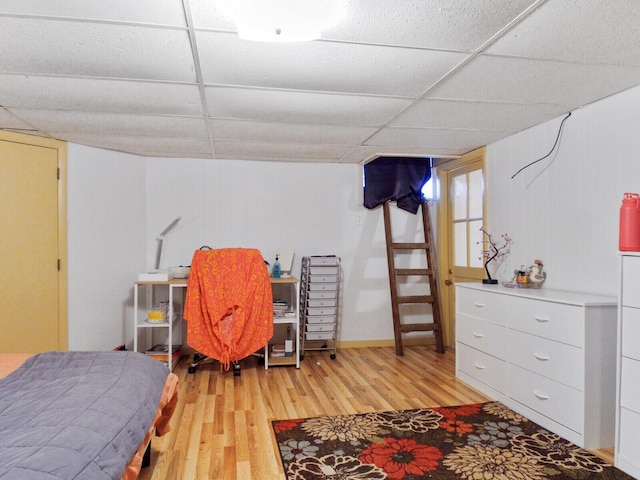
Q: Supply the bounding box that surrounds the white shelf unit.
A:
[299,256,341,360]
[133,278,187,370]
[455,282,617,450]
[616,253,640,477]
[265,277,300,369]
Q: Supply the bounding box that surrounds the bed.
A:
[0,351,179,480]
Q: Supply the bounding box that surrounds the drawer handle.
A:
[473,362,485,370]
[474,302,486,308]
[473,332,485,338]
[534,391,550,400]
[534,315,550,323]
[534,353,550,361]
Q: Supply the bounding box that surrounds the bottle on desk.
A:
[272,255,281,278]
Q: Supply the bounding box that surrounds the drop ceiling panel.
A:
[486,0,640,67]
[0,0,187,26]
[197,31,468,96]
[366,126,509,151]
[0,108,36,131]
[0,18,195,81]
[427,55,640,107]
[390,98,570,133]
[12,109,209,138]
[211,119,376,145]
[54,132,213,157]
[321,0,537,51]
[0,75,203,116]
[340,145,460,164]
[205,87,412,125]
[214,140,353,161]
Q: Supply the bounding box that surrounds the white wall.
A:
[486,84,640,295]
[67,143,145,350]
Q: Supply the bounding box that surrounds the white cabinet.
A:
[133,278,187,370]
[616,253,640,477]
[456,283,617,449]
[265,277,300,369]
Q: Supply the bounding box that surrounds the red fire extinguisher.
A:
[620,192,640,251]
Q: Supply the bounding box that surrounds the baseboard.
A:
[337,337,436,349]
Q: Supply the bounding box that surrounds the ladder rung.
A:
[397,295,434,304]
[400,323,439,333]
[395,268,432,276]
[391,242,429,249]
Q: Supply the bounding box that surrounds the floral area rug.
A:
[272,401,633,479]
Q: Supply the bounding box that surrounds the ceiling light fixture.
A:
[233,0,344,42]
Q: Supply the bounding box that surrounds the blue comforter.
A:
[0,351,170,480]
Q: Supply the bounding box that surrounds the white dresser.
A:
[456,283,617,450]
[616,253,640,477]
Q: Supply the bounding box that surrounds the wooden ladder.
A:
[383,200,445,356]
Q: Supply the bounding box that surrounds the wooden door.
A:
[0,131,67,353]
[436,147,486,347]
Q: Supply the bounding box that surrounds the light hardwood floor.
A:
[139,346,614,480]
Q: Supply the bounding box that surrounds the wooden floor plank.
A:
[138,346,615,480]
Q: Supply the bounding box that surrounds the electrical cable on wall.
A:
[511,112,572,179]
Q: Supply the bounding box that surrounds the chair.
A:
[183,247,274,376]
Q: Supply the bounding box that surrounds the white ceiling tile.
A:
[214,140,353,161]
[390,99,570,133]
[487,0,640,67]
[10,109,209,138]
[211,119,375,145]
[322,0,537,51]
[0,18,195,81]
[205,87,411,126]
[0,108,37,131]
[59,133,213,157]
[189,0,236,30]
[0,75,203,116]
[427,55,640,107]
[197,31,467,96]
[366,126,509,151]
[0,0,187,26]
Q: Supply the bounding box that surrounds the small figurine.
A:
[528,259,546,287]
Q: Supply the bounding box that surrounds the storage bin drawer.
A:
[456,343,505,394]
[456,287,506,325]
[309,256,339,266]
[622,306,640,360]
[309,275,338,283]
[306,315,335,324]
[307,307,336,316]
[308,299,337,308]
[309,283,337,291]
[507,299,584,347]
[310,266,339,275]
[622,256,640,308]
[620,357,640,413]
[507,364,583,435]
[507,329,583,390]
[306,332,334,340]
[456,312,506,360]
[306,323,335,332]
[308,290,337,300]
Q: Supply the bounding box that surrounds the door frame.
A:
[0,130,68,350]
[435,147,487,347]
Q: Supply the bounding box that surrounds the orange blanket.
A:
[184,248,274,370]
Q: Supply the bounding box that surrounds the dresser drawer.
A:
[621,306,640,360]
[307,307,336,316]
[620,357,640,413]
[456,343,505,394]
[309,256,339,266]
[306,315,335,324]
[507,299,584,347]
[308,299,336,308]
[310,266,339,275]
[309,283,337,291]
[456,287,506,325]
[306,332,334,340]
[457,312,506,360]
[507,329,583,390]
[309,275,338,283]
[507,364,583,435]
[306,323,335,332]
[618,407,640,471]
[622,256,640,308]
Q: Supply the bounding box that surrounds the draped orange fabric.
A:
[184,248,274,370]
